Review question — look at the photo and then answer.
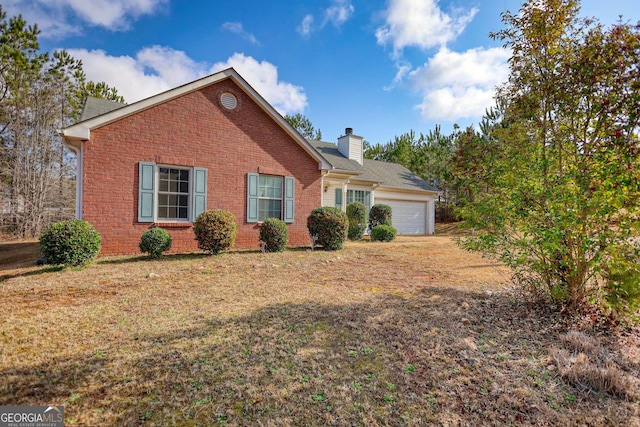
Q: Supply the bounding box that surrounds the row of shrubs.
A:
[39,203,397,266]
[190,203,396,254]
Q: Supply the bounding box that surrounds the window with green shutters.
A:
[258,175,282,221]
[158,167,190,220]
[137,162,207,223]
[247,173,294,223]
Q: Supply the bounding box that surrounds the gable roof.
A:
[62,68,331,170]
[80,97,126,122]
[308,139,439,193]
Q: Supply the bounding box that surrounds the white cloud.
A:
[3,0,167,37]
[376,0,478,56]
[67,48,308,116]
[298,0,354,37]
[323,0,355,27]
[383,61,412,91]
[221,22,259,44]
[418,86,496,121]
[297,14,314,37]
[211,53,308,115]
[68,46,207,101]
[409,47,511,89]
[408,47,511,121]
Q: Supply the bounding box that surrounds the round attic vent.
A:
[220,92,238,110]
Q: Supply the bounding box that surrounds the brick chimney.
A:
[337,127,363,165]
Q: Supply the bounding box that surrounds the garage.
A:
[375,199,427,235]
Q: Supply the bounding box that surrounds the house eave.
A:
[62,127,89,143]
[375,184,441,195]
[323,169,362,177]
[61,132,86,151]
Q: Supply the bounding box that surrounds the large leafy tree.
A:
[455,0,640,309]
[285,113,322,140]
[0,6,124,237]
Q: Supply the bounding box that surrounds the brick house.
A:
[63,68,438,256]
[63,68,330,255]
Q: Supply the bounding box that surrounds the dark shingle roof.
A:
[308,139,439,192]
[309,140,364,173]
[79,97,126,122]
[361,159,439,191]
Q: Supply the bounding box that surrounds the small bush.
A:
[193,209,237,254]
[259,218,289,252]
[40,219,101,266]
[139,227,172,258]
[307,206,348,251]
[369,204,393,229]
[370,225,397,242]
[346,202,367,241]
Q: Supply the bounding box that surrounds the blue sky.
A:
[7,0,639,145]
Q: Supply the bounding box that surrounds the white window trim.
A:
[155,165,193,223]
[257,174,284,222]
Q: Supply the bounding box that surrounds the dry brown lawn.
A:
[1,230,638,426]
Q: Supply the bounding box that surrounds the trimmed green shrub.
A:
[40,219,101,266]
[307,206,348,251]
[369,204,393,229]
[139,227,172,258]
[370,224,397,242]
[193,209,237,254]
[259,218,289,252]
[346,202,367,241]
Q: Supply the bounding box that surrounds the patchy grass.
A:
[435,222,471,236]
[551,331,639,399]
[1,236,638,426]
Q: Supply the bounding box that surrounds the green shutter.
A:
[138,162,155,222]
[284,176,294,223]
[192,167,207,221]
[335,188,342,210]
[364,191,371,221]
[247,173,259,222]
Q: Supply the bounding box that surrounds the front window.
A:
[258,175,283,221]
[347,189,371,218]
[158,167,190,220]
[347,190,369,205]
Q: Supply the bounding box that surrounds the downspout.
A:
[67,144,83,220]
[342,179,349,211]
[320,170,328,206]
[59,131,83,220]
[371,183,380,205]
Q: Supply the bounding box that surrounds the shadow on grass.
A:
[0,241,41,270]
[1,245,326,282]
[0,266,65,282]
[2,286,636,426]
[97,245,325,266]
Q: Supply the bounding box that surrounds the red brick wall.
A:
[81,79,322,256]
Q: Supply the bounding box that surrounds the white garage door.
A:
[375,199,426,235]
